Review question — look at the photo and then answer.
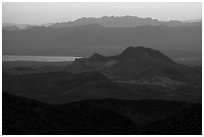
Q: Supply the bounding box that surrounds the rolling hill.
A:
[3,92,201,135]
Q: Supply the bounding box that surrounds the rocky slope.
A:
[68,46,201,86]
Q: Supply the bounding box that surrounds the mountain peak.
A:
[120,46,155,56]
[119,46,174,63]
[70,46,200,84]
[124,46,148,51]
[89,53,107,61]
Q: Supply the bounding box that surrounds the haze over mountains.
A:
[2,23,35,30]
[2,23,51,30]
[3,16,202,66]
[3,16,201,29]
[49,16,201,28]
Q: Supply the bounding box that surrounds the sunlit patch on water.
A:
[2,55,82,62]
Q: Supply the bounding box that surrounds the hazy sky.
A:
[3,2,202,25]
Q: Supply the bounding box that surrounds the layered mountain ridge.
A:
[3,16,202,67]
[71,46,201,86]
[49,16,201,28]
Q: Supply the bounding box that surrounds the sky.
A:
[2,2,202,25]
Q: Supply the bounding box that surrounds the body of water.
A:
[2,55,81,62]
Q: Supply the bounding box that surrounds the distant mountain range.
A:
[49,16,201,28]
[2,16,202,66]
[182,18,202,22]
[3,16,201,30]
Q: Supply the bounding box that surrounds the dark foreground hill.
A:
[3,71,133,103]
[3,70,202,104]
[3,92,201,135]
